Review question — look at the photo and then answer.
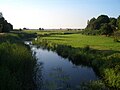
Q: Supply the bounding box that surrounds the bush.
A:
[78,80,108,90]
[0,42,36,89]
[104,68,120,88]
[114,31,120,42]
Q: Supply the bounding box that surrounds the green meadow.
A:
[35,31,120,51]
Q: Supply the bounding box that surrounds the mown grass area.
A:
[36,33,120,51]
[0,31,37,90]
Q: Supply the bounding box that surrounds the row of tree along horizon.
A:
[19,28,82,31]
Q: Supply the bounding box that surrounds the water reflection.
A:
[34,62,43,90]
[30,45,98,90]
[43,67,71,90]
[24,41,98,90]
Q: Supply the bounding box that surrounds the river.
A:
[25,41,98,90]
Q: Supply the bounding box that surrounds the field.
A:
[35,31,120,51]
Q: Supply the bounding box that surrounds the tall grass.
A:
[0,42,36,89]
[0,32,37,90]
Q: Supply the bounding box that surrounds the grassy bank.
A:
[0,31,37,43]
[0,31,37,90]
[32,30,120,89]
[35,33,120,51]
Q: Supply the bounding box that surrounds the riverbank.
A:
[0,31,37,89]
[32,30,120,89]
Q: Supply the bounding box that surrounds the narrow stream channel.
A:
[25,41,98,90]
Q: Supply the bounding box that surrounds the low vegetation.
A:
[0,32,37,90]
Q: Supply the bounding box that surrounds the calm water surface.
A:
[25,41,98,90]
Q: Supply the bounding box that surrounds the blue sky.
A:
[0,0,120,29]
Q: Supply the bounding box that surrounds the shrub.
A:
[104,68,120,88]
[0,42,36,89]
[78,80,108,90]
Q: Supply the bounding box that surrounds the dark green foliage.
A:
[0,17,4,24]
[39,28,44,30]
[100,23,113,36]
[0,32,37,44]
[84,15,120,36]
[114,30,120,42]
[78,81,108,90]
[0,42,36,90]
[87,18,99,30]
[109,18,117,27]
[2,20,13,32]
[117,16,120,30]
[86,15,110,31]
[82,29,101,35]
[0,16,13,33]
[0,32,37,89]
[96,15,110,24]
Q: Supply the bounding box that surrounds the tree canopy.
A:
[84,15,119,36]
[0,13,13,33]
[117,16,120,30]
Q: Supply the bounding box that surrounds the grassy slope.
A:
[39,33,120,51]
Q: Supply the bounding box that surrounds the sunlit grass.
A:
[38,34,120,51]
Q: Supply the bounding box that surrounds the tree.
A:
[2,20,13,32]
[39,28,42,30]
[96,15,110,24]
[86,15,110,30]
[42,28,44,30]
[114,31,120,42]
[39,28,44,30]
[117,16,120,30]
[84,15,119,36]
[0,13,13,33]
[86,17,96,30]
[100,23,113,36]
[109,18,117,26]
[109,18,117,32]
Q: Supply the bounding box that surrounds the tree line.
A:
[83,15,120,36]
